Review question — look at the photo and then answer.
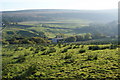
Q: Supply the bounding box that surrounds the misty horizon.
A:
[1,0,119,11]
[1,8,118,12]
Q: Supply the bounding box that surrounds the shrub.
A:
[109,44,118,49]
[2,54,13,57]
[16,55,25,63]
[79,49,86,53]
[65,36,76,42]
[61,48,68,53]
[88,46,100,50]
[41,48,56,55]
[24,52,30,56]
[63,44,67,47]
[64,53,72,59]
[64,59,75,63]
[81,45,84,48]
[30,48,34,51]
[100,46,109,49]
[34,50,39,54]
[67,46,72,49]
[40,47,46,51]
[73,45,79,49]
[57,43,61,48]
[86,55,98,61]
[49,48,56,53]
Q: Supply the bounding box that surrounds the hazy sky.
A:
[0,0,119,11]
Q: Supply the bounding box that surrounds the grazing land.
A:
[2,43,119,79]
[1,9,119,79]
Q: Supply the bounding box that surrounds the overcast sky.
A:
[0,0,119,11]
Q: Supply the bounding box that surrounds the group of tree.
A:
[64,33,107,42]
[2,37,50,44]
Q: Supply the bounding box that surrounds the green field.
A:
[2,43,119,79]
[3,21,90,38]
[2,9,118,39]
[1,9,119,79]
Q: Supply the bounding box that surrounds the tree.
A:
[92,33,106,39]
[76,34,85,41]
[84,33,92,40]
[65,36,76,42]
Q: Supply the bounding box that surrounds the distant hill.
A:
[2,9,118,39]
[2,9,117,23]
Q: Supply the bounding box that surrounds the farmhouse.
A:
[52,35,64,43]
[52,38,64,43]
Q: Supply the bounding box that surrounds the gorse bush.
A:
[57,43,61,48]
[2,43,119,79]
[64,53,72,59]
[61,53,75,64]
[79,49,86,53]
[41,47,56,55]
[100,46,110,49]
[88,45,118,50]
[81,45,84,48]
[34,49,39,54]
[16,55,26,63]
[88,46,100,50]
[72,45,79,49]
[67,46,72,49]
[40,47,46,51]
[60,48,68,53]
[30,48,34,51]
[109,44,118,49]
[86,54,98,61]
[2,53,13,57]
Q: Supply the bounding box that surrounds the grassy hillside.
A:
[3,9,117,23]
[1,9,119,79]
[2,43,119,79]
[2,21,118,39]
[2,9,118,39]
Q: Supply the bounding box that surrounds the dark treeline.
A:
[64,33,114,42]
[2,37,50,44]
